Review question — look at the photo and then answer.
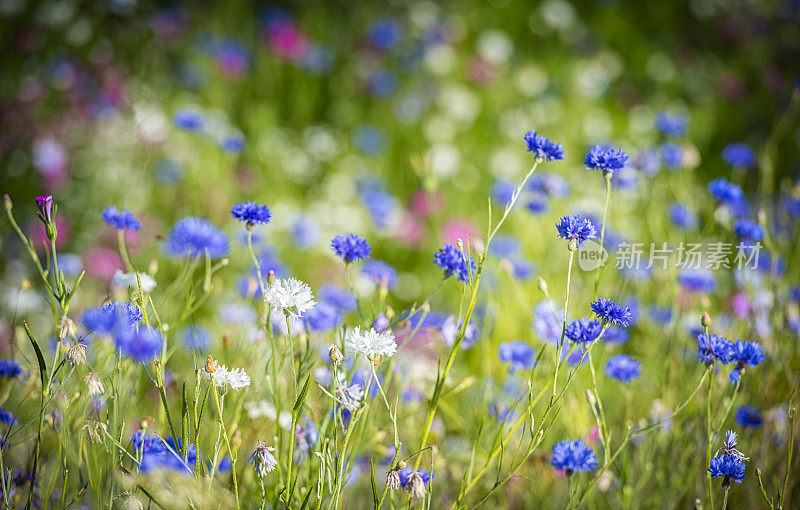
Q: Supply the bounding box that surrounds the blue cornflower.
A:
[565,318,602,344]
[708,454,747,484]
[708,178,744,206]
[726,340,766,384]
[590,298,632,328]
[491,236,519,258]
[361,190,398,228]
[115,326,164,362]
[319,285,357,312]
[655,112,688,137]
[696,333,733,364]
[498,340,537,373]
[331,234,371,263]
[648,306,673,325]
[733,219,763,242]
[659,142,683,170]
[220,134,245,153]
[489,403,515,424]
[181,326,211,352]
[0,359,21,378]
[434,243,475,284]
[291,215,319,248]
[550,439,598,475]
[526,194,548,214]
[723,143,756,169]
[173,109,205,131]
[231,201,272,227]
[523,131,565,162]
[82,301,142,336]
[492,179,516,206]
[605,354,641,382]
[0,407,16,426]
[527,173,570,198]
[133,431,196,473]
[584,145,629,176]
[369,18,402,50]
[602,326,629,345]
[165,217,229,259]
[102,206,141,231]
[678,269,717,293]
[735,406,762,428]
[361,259,398,288]
[668,203,697,230]
[555,215,597,248]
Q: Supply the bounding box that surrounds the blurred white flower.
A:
[112,270,156,292]
[202,364,251,390]
[263,277,316,318]
[345,326,397,359]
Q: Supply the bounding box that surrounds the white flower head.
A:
[248,441,278,477]
[263,277,316,317]
[345,326,397,360]
[202,363,251,390]
[112,270,157,293]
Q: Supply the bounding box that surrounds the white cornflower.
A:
[85,373,105,396]
[262,277,316,318]
[112,270,157,292]
[248,441,278,477]
[202,363,251,390]
[338,383,364,410]
[345,326,397,359]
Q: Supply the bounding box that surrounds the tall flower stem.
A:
[553,250,575,401]
[721,484,730,510]
[705,365,715,509]
[587,351,609,464]
[412,160,541,474]
[117,230,134,273]
[284,313,299,506]
[210,379,239,509]
[593,173,613,296]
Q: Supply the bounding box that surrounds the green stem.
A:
[721,484,730,510]
[117,230,134,273]
[285,314,299,507]
[706,364,715,509]
[593,174,612,296]
[210,378,239,509]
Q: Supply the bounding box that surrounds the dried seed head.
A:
[386,469,401,490]
[328,344,343,365]
[67,342,87,366]
[85,373,105,396]
[59,316,77,340]
[405,471,426,500]
[205,355,217,374]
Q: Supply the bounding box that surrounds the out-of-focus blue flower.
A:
[350,369,380,399]
[526,194,549,214]
[331,234,371,263]
[648,306,673,325]
[181,325,211,352]
[165,217,229,259]
[708,454,746,484]
[584,145,629,176]
[499,340,537,373]
[397,467,433,488]
[659,142,683,170]
[302,302,342,332]
[733,219,764,242]
[155,159,184,184]
[678,269,716,293]
[367,69,397,97]
[490,235,520,258]
[82,302,142,336]
[102,206,141,231]
[527,172,570,198]
[361,190,398,228]
[115,326,164,362]
[492,179,516,206]
[361,260,398,288]
[635,149,661,176]
[440,314,480,349]
[434,243,475,284]
[302,46,335,75]
[173,109,205,131]
[231,201,271,227]
[369,18,403,50]
[655,112,688,137]
[612,167,639,189]
[532,301,562,344]
[319,285,357,312]
[735,405,762,428]
[488,402,515,424]
[668,203,697,230]
[725,340,766,384]
[602,327,629,345]
[352,125,387,155]
[133,431,195,473]
[291,215,319,248]
[565,318,602,344]
[708,178,744,206]
[510,258,536,280]
[0,359,21,378]
[523,131,565,161]
[605,354,641,382]
[723,143,756,169]
[555,215,596,248]
[0,407,17,425]
[220,134,245,153]
[591,298,632,327]
[550,439,597,474]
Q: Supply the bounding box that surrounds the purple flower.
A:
[498,340,537,373]
[590,298,632,327]
[361,260,398,288]
[733,219,763,242]
[115,326,164,362]
[35,195,54,223]
[565,318,602,344]
[725,340,766,384]
[331,234,371,263]
[722,143,756,169]
[655,112,688,137]
[696,333,732,365]
[164,217,229,259]
[551,439,597,475]
[604,354,641,382]
[434,243,475,284]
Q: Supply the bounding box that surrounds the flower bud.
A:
[205,355,217,374]
[35,195,54,223]
[537,276,548,293]
[328,344,343,365]
[701,311,711,328]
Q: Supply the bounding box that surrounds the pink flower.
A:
[84,247,123,279]
[732,291,749,318]
[30,216,71,248]
[440,219,481,248]
[265,19,309,61]
[408,189,444,219]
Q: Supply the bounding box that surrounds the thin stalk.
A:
[705,368,714,509]
[593,174,612,296]
[117,230,134,273]
[210,380,239,509]
[721,484,730,510]
[285,314,299,506]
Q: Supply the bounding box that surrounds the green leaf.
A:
[298,487,313,510]
[22,322,47,389]
[293,375,311,414]
[370,459,380,508]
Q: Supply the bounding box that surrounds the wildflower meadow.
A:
[1,1,799,509]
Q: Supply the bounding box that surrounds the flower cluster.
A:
[434,243,475,284]
[695,334,766,383]
[708,431,747,486]
[345,326,396,359]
